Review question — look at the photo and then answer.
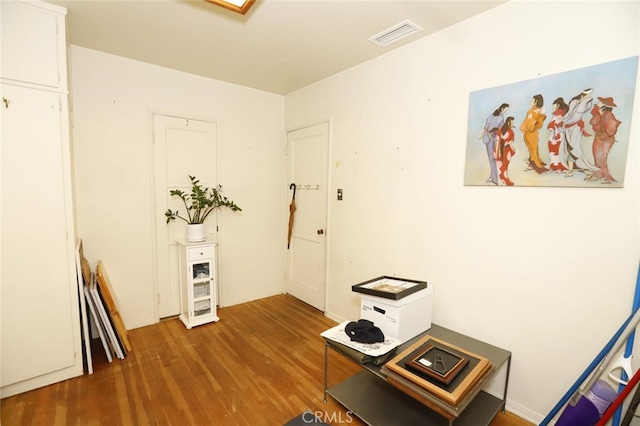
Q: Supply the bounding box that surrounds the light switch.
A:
[337,189,343,201]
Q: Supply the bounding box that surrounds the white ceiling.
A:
[50,0,506,95]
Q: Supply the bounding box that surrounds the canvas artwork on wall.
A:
[464,56,638,188]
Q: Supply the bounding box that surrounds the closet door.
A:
[1,84,77,387]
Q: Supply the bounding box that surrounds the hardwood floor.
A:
[1,294,532,425]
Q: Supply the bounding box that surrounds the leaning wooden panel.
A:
[383,335,491,408]
[81,257,91,286]
[96,260,133,352]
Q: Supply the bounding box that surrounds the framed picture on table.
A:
[383,335,492,407]
[351,276,428,300]
[406,343,470,385]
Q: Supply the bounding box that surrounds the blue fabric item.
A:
[556,396,600,426]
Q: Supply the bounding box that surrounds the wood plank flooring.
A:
[1,294,533,425]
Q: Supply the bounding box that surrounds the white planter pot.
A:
[186,223,206,242]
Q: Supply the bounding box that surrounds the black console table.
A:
[323,323,511,426]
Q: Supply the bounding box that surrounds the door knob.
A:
[317,229,324,235]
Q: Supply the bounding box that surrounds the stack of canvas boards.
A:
[75,239,132,370]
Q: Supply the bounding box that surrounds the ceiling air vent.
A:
[369,20,423,47]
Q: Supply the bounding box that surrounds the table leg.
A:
[502,355,512,413]
[323,342,328,403]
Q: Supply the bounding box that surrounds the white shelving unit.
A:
[177,240,219,328]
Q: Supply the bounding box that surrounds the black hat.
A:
[345,319,385,344]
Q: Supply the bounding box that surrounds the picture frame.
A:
[464,56,638,188]
[204,0,255,15]
[89,272,125,360]
[352,276,428,300]
[84,285,113,363]
[383,335,492,408]
[406,343,470,385]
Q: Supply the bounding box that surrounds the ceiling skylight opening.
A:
[204,0,256,15]
[369,20,423,47]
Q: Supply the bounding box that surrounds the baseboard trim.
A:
[504,398,544,424]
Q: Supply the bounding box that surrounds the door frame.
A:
[283,120,332,311]
[148,110,221,322]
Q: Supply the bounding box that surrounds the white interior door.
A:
[285,122,329,311]
[153,114,217,319]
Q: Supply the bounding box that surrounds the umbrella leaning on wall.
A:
[287,183,297,249]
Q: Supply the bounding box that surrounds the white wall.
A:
[285,1,640,423]
[70,46,285,329]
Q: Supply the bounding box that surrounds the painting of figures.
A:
[464,56,638,188]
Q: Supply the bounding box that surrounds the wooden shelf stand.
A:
[323,323,511,426]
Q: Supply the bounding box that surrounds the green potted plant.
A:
[165,175,242,242]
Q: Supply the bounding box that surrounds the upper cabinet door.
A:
[1,0,66,89]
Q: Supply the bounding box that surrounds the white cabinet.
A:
[1,0,82,397]
[177,241,220,328]
[1,0,67,89]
